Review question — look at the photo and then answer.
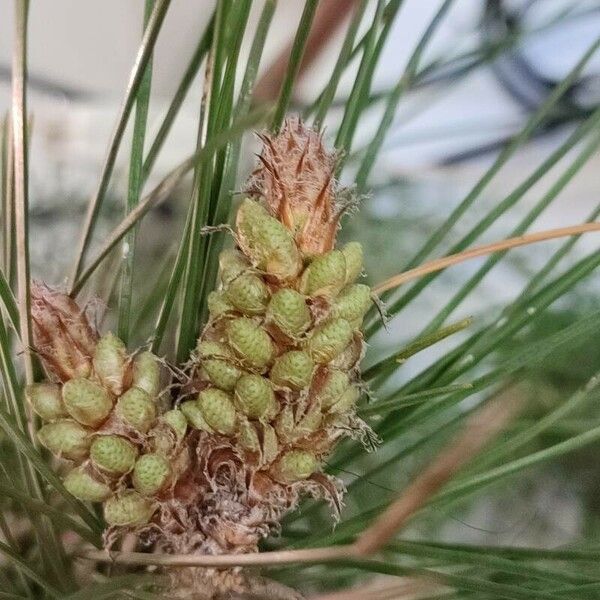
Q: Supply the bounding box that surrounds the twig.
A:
[79,545,349,568]
[2,115,15,281]
[78,392,518,567]
[12,0,33,384]
[373,222,600,295]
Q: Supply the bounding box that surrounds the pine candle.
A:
[29,118,373,595]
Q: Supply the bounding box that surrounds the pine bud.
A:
[226,317,274,371]
[312,369,349,409]
[131,351,161,397]
[90,435,138,475]
[266,289,311,338]
[63,466,111,502]
[299,250,346,298]
[271,450,317,484]
[219,248,250,285]
[104,491,156,526]
[305,318,353,363]
[236,199,302,281]
[197,388,237,435]
[234,374,277,420]
[331,284,372,326]
[269,351,314,390]
[93,333,127,396]
[115,387,156,433]
[38,419,91,461]
[207,291,235,319]
[225,273,270,315]
[342,242,363,284]
[26,382,67,421]
[62,377,112,427]
[201,359,243,392]
[181,400,212,433]
[132,453,171,496]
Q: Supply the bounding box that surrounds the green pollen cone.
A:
[227,317,274,371]
[207,290,235,318]
[131,351,161,397]
[272,450,318,484]
[62,377,112,427]
[329,384,360,414]
[160,409,187,441]
[132,453,171,496]
[63,466,111,502]
[299,249,347,298]
[116,386,156,432]
[225,273,270,315]
[305,318,353,363]
[197,388,237,435]
[266,288,311,338]
[269,351,314,390]
[201,358,243,391]
[26,382,67,421]
[92,332,127,395]
[219,248,250,284]
[38,419,91,461]
[293,403,323,440]
[234,374,277,419]
[341,241,363,284]
[238,418,260,452]
[90,435,138,475]
[104,491,156,526]
[181,400,213,433]
[197,340,235,360]
[312,368,350,409]
[236,199,302,281]
[331,284,372,324]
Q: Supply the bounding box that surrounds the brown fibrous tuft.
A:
[31,281,99,382]
[247,117,343,257]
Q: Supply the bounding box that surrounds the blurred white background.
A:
[1,1,599,180]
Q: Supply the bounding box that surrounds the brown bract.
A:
[31,281,99,382]
[247,117,343,257]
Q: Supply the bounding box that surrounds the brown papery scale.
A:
[29,118,373,599]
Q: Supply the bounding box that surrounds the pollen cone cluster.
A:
[29,119,372,594]
[29,282,188,529]
[176,119,372,555]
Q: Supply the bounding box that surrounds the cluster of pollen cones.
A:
[27,119,374,597]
